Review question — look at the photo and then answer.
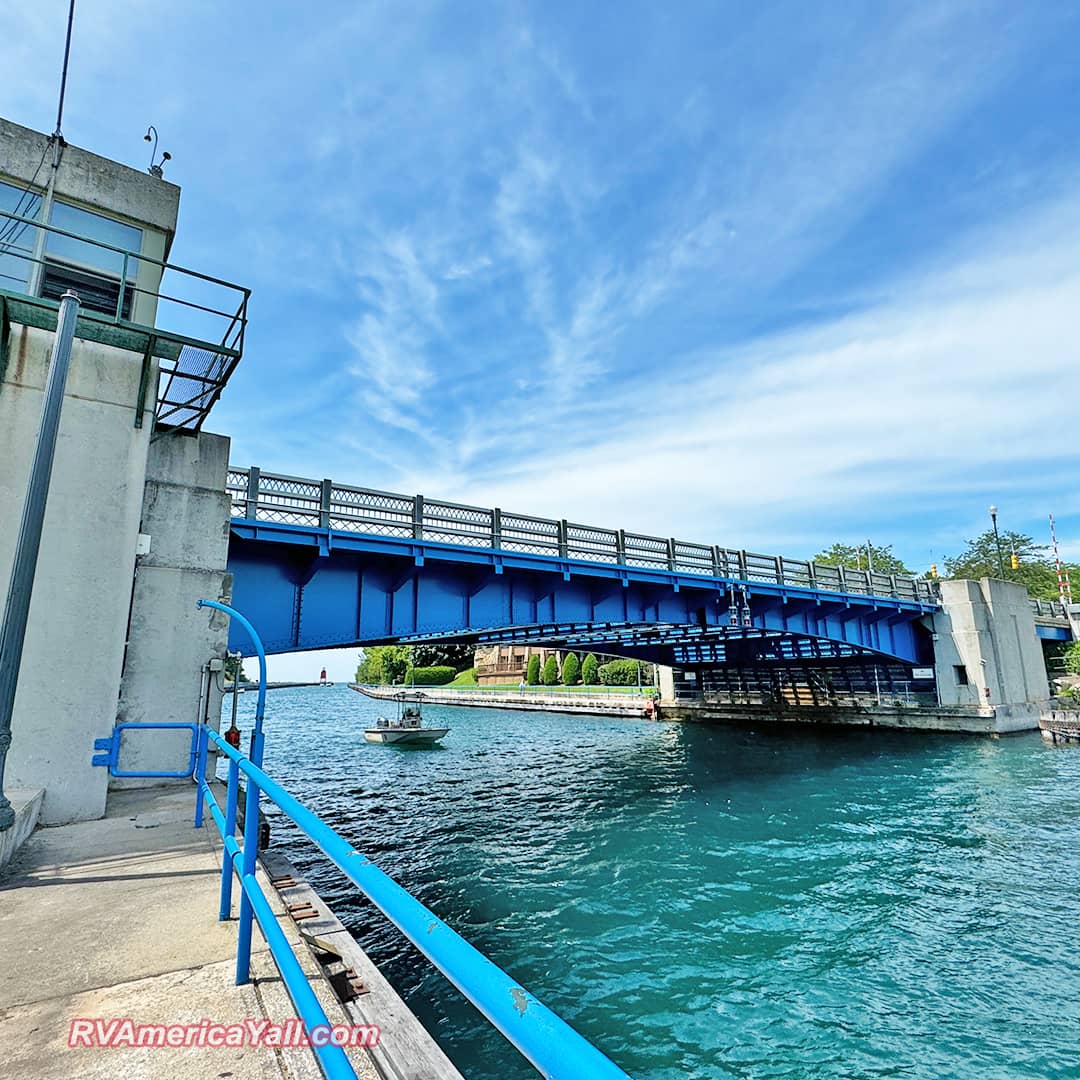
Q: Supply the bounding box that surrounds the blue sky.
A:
[5,2,1080,677]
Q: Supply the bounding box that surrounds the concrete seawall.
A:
[661,698,1047,735]
[353,684,653,717]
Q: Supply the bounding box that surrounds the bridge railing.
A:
[226,467,940,605]
[1030,597,1071,621]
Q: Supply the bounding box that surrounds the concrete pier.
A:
[659,698,1046,735]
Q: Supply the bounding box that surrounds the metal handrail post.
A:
[193,723,209,828]
[235,768,261,983]
[196,599,267,767]
[0,291,80,831]
[218,757,240,920]
[115,252,128,321]
[196,599,267,979]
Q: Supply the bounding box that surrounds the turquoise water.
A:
[232,686,1080,1079]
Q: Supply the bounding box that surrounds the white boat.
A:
[359,692,449,746]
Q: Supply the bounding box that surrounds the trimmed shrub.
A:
[561,653,580,686]
[581,653,599,685]
[407,665,457,686]
[541,655,559,686]
[526,655,541,685]
[598,658,646,686]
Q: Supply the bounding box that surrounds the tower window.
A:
[43,200,143,318]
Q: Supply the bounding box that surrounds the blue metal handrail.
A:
[194,727,632,1080]
[93,721,200,777]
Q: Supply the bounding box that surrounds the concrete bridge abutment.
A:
[657,578,1052,734]
[112,430,234,787]
[930,578,1050,721]
[0,321,234,829]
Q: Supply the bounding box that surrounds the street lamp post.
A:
[0,291,81,831]
[989,505,1005,579]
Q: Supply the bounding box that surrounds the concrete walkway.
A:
[0,784,378,1080]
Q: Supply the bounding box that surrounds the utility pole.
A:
[0,291,81,830]
[989,505,1005,580]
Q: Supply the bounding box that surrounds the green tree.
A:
[813,542,913,576]
[224,655,248,683]
[598,658,650,686]
[409,643,474,671]
[561,653,580,686]
[526,655,541,685]
[1063,641,1080,675]
[581,653,599,685]
[355,645,410,685]
[942,529,1076,601]
[541,655,559,686]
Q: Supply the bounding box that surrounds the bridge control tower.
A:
[0,117,247,837]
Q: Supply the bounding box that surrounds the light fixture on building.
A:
[143,126,171,178]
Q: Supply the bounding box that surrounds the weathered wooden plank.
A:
[261,849,465,1080]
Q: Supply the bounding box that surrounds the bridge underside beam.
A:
[227,527,935,668]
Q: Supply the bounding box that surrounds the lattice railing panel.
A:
[499,514,560,556]
[673,541,714,576]
[623,532,669,570]
[566,524,619,563]
[422,500,494,548]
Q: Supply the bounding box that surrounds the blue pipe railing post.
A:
[218,757,239,920]
[196,598,267,766]
[193,724,209,828]
[196,599,267,979]
[235,770,261,984]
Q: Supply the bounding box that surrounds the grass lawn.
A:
[446,667,478,687]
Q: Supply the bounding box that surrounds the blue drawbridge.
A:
[224,468,941,689]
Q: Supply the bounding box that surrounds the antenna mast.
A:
[54,0,76,138]
[27,0,76,297]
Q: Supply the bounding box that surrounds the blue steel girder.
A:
[226,521,935,665]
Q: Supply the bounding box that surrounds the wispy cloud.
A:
[346,232,442,431]
[3,0,1079,567]
[454,183,1080,559]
